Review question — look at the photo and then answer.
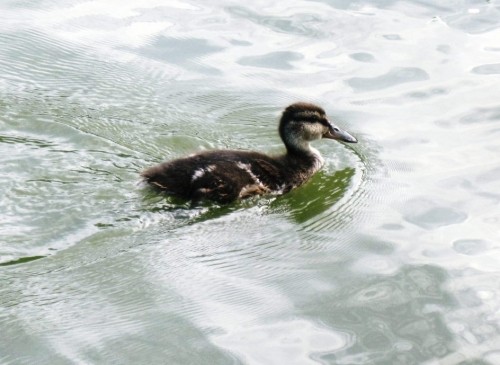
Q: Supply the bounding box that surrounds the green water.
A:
[1,1,500,364]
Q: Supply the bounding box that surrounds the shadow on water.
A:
[139,186,243,223]
[271,167,356,224]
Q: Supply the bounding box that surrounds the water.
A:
[1,0,499,364]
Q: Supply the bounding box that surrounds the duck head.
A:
[279,102,357,153]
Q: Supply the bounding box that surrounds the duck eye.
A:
[333,127,340,132]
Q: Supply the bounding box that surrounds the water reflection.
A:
[0,256,45,267]
[304,264,455,364]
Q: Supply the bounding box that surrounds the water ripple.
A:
[2,0,500,364]
[346,67,430,92]
[225,5,327,39]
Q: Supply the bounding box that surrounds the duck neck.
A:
[283,138,325,172]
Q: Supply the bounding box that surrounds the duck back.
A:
[142,150,299,203]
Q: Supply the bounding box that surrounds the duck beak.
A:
[324,123,358,143]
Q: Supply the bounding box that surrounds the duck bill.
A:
[324,126,358,143]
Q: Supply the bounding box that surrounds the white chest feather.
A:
[309,146,325,173]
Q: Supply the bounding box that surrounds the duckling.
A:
[141,102,357,204]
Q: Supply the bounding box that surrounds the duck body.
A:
[142,149,322,204]
[142,102,357,204]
